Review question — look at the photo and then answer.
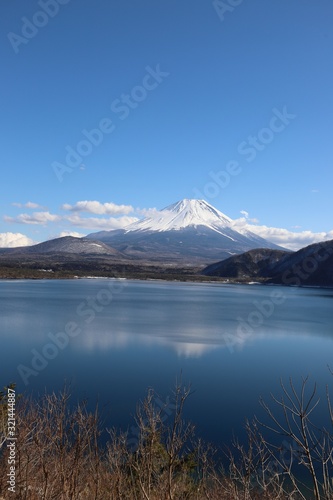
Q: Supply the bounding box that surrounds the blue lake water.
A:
[1,278,333,452]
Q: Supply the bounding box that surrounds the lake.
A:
[1,278,333,453]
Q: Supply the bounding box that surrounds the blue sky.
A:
[1,0,332,250]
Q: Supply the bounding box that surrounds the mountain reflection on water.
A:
[1,279,333,451]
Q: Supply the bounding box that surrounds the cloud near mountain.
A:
[2,198,333,250]
[0,232,36,248]
[4,211,61,225]
[58,231,87,238]
[65,214,138,229]
[230,218,333,251]
[61,201,134,215]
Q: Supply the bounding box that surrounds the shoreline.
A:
[0,274,332,290]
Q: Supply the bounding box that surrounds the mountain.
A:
[3,236,122,256]
[125,199,233,232]
[0,236,133,279]
[202,248,291,279]
[202,240,333,287]
[268,239,333,286]
[87,199,284,264]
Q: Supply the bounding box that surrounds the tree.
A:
[255,377,333,499]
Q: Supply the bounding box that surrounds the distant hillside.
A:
[3,236,122,256]
[202,240,333,287]
[203,249,291,279]
[268,239,333,286]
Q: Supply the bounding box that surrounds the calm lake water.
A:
[1,278,333,452]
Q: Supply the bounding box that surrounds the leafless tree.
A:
[1,376,333,499]
[256,377,333,500]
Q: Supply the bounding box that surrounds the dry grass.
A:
[1,378,333,499]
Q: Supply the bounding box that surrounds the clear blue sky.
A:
[1,0,332,249]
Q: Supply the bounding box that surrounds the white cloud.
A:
[4,200,138,233]
[65,215,138,230]
[135,207,160,218]
[58,231,87,238]
[231,218,333,251]
[4,211,61,225]
[238,211,258,224]
[62,201,134,215]
[25,201,42,209]
[0,232,35,248]
[12,201,44,209]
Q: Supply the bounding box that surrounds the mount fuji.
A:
[124,199,233,233]
[87,199,284,264]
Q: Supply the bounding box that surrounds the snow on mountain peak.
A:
[125,199,233,233]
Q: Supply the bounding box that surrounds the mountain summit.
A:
[88,199,284,264]
[125,199,232,233]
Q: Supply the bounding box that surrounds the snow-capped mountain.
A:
[87,199,283,264]
[125,199,232,233]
